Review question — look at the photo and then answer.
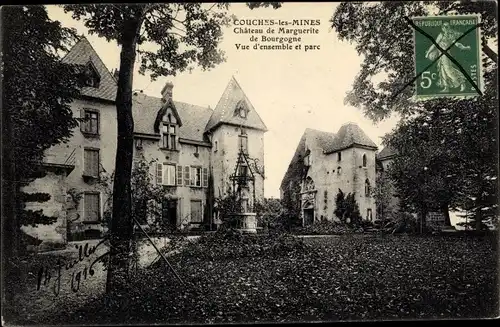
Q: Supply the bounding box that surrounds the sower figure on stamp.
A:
[425,22,471,93]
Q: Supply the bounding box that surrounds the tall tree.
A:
[332,2,498,230]
[63,3,281,294]
[1,5,82,306]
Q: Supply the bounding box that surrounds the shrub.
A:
[153,229,310,264]
[293,220,359,235]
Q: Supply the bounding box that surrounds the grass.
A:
[6,233,498,325]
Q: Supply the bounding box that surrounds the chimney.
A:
[113,69,119,81]
[161,81,174,102]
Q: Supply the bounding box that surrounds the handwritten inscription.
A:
[36,239,109,296]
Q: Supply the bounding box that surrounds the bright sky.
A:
[47,3,399,198]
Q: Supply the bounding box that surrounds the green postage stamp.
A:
[412,14,483,99]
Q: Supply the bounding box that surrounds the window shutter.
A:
[184,166,190,186]
[203,168,208,187]
[156,163,163,185]
[80,108,85,132]
[177,165,183,186]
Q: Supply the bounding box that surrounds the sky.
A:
[47,3,399,199]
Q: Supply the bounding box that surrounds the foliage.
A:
[130,158,177,233]
[334,189,362,225]
[167,229,310,262]
[254,197,283,230]
[2,5,82,226]
[1,4,83,277]
[373,170,395,223]
[294,220,363,235]
[19,234,498,324]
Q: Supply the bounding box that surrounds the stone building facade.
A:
[280,123,378,225]
[21,36,267,247]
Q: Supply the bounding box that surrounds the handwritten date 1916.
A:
[36,239,108,296]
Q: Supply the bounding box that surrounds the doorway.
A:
[162,199,177,231]
[304,208,314,226]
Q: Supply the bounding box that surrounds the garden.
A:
[8,229,498,325]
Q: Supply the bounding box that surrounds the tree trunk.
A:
[475,205,483,231]
[2,106,21,309]
[441,202,451,226]
[106,17,143,294]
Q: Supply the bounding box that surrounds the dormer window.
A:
[83,62,100,88]
[162,123,177,150]
[234,100,249,119]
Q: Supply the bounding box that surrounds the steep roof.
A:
[280,132,307,190]
[304,128,337,152]
[62,36,117,102]
[323,123,377,153]
[377,145,397,160]
[204,77,267,132]
[132,93,213,143]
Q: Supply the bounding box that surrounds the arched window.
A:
[304,176,315,191]
[362,154,367,167]
[365,179,371,197]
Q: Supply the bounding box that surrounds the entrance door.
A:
[304,209,314,226]
[162,199,177,231]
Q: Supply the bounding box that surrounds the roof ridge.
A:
[136,93,212,111]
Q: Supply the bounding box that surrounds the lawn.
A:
[7,233,499,325]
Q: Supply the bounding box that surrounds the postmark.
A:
[412,14,483,100]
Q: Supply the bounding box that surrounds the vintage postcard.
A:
[2,2,498,325]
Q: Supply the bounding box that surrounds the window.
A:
[238,133,248,154]
[83,62,100,88]
[155,163,176,186]
[164,164,176,186]
[190,167,202,187]
[365,179,371,197]
[241,198,249,213]
[367,208,373,221]
[190,200,203,223]
[84,148,99,177]
[362,154,367,167]
[337,167,342,175]
[84,193,100,222]
[238,164,248,177]
[162,124,177,150]
[214,141,218,152]
[81,110,99,135]
[235,100,248,119]
[239,107,247,118]
[184,166,190,186]
[338,152,342,162]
